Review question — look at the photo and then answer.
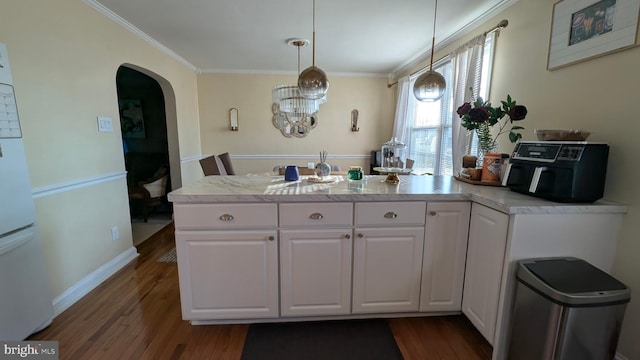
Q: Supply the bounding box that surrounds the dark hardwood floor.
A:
[29,223,492,359]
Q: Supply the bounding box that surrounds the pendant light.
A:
[273,39,324,115]
[413,0,446,102]
[272,39,325,138]
[298,0,329,100]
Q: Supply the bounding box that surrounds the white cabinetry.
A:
[492,210,623,359]
[459,203,624,359]
[462,203,508,345]
[279,203,353,317]
[173,203,278,321]
[352,202,425,313]
[420,202,471,312]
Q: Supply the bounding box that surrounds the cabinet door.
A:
[175,230,278,320]
[352,227,424,313]
[280,229,353,316]
[462,203,509,345]
[420,202,471,312]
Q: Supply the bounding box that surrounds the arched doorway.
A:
[116,65,181,245]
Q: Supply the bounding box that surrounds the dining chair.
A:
[217,152,236,175]
[199,152,236,175]
[128,172,169,222]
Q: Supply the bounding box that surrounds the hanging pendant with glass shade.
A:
[413,70,446,101]
[272,39,325,137]
[298,0,329,100]
[413,0,446,102]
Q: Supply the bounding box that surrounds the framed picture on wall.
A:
[120,99,145,138]
[548,0,640,70]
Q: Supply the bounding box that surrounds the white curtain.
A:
[391,76,411,144]
[450,34,486,174]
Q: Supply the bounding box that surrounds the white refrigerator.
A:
[0,42,53,340]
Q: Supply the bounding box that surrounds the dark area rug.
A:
[241,318,404,360]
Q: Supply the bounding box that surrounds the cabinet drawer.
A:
[174,203,277,229]
[279,203,353,227]
[355,202,426,226]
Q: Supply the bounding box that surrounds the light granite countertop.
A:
[168,175,627,215]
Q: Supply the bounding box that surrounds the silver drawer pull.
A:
[219,214,234,221]
[384,211,398,219]
[309,212,324,220]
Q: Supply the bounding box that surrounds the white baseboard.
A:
[51,247,139,317]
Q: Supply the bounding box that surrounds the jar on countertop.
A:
[284,165,300,181]
[347,166,364,181]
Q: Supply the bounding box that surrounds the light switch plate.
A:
[97,116,113,132]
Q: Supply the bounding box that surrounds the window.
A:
[405,33,496,175]
[406,60,453,175]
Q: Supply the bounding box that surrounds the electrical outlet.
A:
[97,116,113,132]
[111,226,119,241]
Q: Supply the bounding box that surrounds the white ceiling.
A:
[90,0,516,76]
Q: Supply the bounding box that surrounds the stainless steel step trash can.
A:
[508,257,630,360]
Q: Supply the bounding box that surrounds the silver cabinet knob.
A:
[344,234,351,239]
[357,233,364,238]
[384,211,398,219]
[268,236,275,241]
[219,214,234,221]
[429,211,437,216]
[309,212,324,220]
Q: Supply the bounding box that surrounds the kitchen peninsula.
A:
[168,174,626,359]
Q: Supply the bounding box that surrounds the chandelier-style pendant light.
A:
[273,39,326,115]
[272,39,326,137]
[413,0,446,102]
[298,0,329,100]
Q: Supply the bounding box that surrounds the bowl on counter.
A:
[534,129,591,141]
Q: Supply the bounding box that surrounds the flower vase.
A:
[476,123,497,156]
[284,165,300,181]
[315,162,331,177]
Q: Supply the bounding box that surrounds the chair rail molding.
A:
[222,154,370,160]
[181,154,370,164]
[32,171,127,199]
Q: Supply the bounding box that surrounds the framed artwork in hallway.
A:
[120,98,145,138]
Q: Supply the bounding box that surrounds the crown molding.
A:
[82,0,199,73]
[84,0,519,80]
[198,68,387,78]
[389,0,521,80]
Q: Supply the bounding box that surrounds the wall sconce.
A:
[351,109,359,132]
[229,108,238,131]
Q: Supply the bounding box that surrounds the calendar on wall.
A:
[0,83,20,138]
[0,43,20,139]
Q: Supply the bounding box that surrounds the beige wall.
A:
[196,73,395,175]
[0,0,200,300]
[404,0,639,357]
